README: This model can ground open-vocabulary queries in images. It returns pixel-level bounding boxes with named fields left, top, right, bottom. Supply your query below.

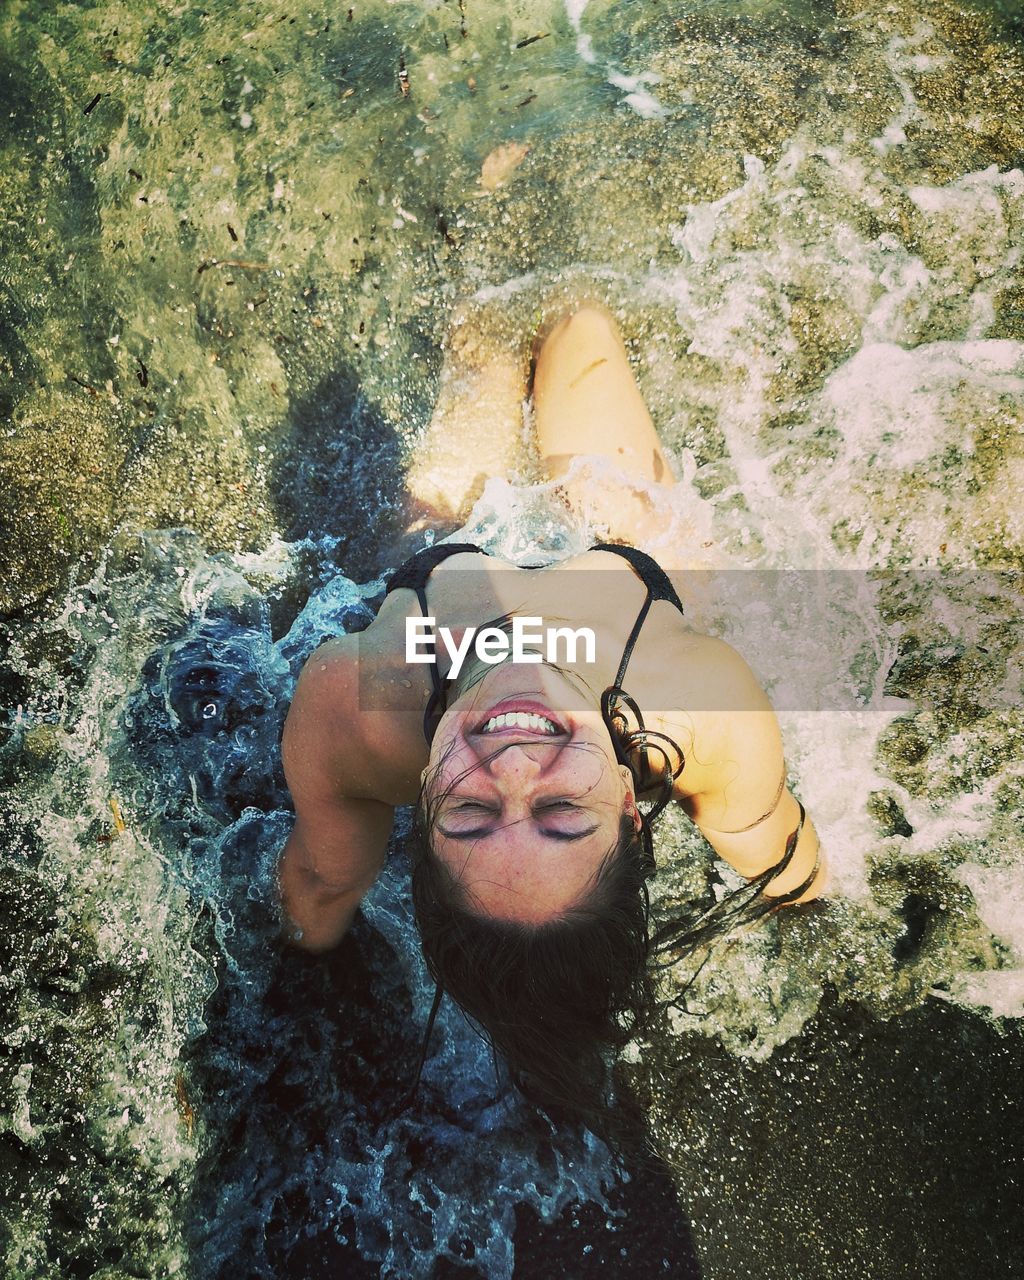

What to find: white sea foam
left=564, top=0, right=667, bottom=116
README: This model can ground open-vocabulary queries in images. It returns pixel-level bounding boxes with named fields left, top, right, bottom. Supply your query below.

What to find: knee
left=538, top=306, right=621, bottom=370
left=549, top=305, right=617, bottom=345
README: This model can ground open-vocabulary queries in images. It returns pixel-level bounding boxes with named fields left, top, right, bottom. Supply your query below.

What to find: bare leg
left=405, top=312, right=532, bottom=526
left=532, top=306, right=676, bottom=543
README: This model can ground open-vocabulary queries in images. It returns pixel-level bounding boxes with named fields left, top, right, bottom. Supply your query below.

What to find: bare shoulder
left=287, top=635, right=362, bottom=734
left=651, top=628, right=774, bottom=734
left=674, top=632, right=774, bottom=716
left=659, top=630, right=782, bottom=807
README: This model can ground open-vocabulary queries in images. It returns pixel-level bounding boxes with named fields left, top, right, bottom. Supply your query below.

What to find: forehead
left=431, top=823, right=618, bottom=923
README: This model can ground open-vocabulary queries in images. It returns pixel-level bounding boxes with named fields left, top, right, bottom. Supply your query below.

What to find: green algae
left=3, top=0, right=1023, bottom=616
left=0, top=817, right=193, bottom=1277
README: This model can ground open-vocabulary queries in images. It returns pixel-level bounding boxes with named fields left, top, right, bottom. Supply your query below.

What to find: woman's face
left=422, top=661, right=640, bottom=923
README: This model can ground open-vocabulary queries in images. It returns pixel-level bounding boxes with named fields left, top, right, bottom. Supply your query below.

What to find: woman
left=278, top=306, right=825, bottom=1124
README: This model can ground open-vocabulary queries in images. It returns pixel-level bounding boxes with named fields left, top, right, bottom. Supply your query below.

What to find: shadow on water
left=184, top=914, right=704, bottom=1279
left=134, top=578, right=703, bottom=1276
left=267, top=365, right=413, bottom=586
left=182, top=904, right=703, bottom=1279
left=184, top=916, right=417, bottom=1279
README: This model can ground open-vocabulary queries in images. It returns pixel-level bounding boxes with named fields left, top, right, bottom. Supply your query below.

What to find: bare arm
left=278, top=639, right=393, bottom=953
left=678, top=639, right=826, bottom=905
left=694, top=785, right=824, bottom=905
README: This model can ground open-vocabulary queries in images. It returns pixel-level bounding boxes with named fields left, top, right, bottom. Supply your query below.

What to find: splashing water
left=5, top=527, right=622, bottom=1278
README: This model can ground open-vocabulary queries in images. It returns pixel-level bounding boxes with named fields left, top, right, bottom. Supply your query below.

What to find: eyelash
left=452, top=800, right=579, bottom=814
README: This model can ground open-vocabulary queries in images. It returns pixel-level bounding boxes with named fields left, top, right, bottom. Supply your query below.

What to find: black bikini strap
left=590, top=542, right=684, bottom=609
left=596, top=544, right=682, bottom=690
left=385, top=542, right=487, bottom=595
left=386, top=543, right=489, bottom=745
left=420, top=599, right=445, bottom=745
left=613, top=590, right=654, bottom=692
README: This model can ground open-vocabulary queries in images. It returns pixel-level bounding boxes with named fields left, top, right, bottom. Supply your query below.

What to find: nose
left=484, top=741, right=550, bottom=780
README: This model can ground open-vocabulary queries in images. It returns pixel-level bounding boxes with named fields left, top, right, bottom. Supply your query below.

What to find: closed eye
left=437, top=799, right=601, bottom=842
left=436, top=824, right=601, bottom=842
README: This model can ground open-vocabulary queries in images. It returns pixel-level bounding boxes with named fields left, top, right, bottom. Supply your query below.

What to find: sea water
left=1, top=0, right=1022, bottom=1275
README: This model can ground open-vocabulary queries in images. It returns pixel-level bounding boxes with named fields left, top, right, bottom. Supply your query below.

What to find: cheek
left=424, top=736, right=476, bottom=795
left=568, top=752, right=619, bottom=798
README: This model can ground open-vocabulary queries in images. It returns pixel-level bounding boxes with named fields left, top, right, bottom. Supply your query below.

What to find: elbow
left=278, top=858, right=364, bottom=953
left=280, top=895, right=359, bottom=954
left=764, top=848, right=829, bottom=907
left=284, top=924, right=342, bottom=955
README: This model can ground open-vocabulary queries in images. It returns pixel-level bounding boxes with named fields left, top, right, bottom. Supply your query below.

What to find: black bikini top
left=383, top=541, right=686, bottom=756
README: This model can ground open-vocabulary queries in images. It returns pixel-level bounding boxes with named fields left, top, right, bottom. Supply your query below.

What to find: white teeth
left=481, top=711, right=558, bottom=734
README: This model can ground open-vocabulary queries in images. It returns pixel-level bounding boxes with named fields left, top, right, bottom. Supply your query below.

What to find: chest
left=365, top=572, right=703, bottom=797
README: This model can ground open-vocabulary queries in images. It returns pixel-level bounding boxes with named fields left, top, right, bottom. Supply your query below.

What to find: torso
left=328, top=548, right=727, bottom=810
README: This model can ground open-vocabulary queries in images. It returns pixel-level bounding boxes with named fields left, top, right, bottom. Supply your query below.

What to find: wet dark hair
left=407, top=710, right=807, bottom=1136
left=410, top=807, right=653, bottom=1129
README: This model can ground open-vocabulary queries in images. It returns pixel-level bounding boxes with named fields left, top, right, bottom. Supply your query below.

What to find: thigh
left=405, top=343, right=531, bottom=523
left=532, top=307, right=675, bottom=486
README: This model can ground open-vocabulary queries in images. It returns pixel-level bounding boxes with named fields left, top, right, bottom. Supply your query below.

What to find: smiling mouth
left=474, top=698, right=566, bottom=737
left=480, top=711, right=560, bottom=735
